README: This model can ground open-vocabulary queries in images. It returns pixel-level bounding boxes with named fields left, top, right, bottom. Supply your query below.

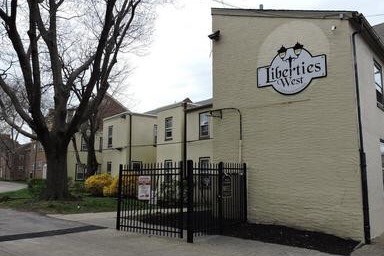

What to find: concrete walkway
left=0, top=210, right=332, bottom=256
left=1, top=209, right=384, bottom=256
left=351, top=234, right=384, bottom=256
left=0, top=181, right=27, bottom=193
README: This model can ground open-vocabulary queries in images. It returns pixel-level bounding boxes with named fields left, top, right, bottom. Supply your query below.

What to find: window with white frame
left=165, top=117, right=173, bottom=140
left=107, top=126, right=113, bottom=148
left=164, top=160, right=173, bottom=183
left=99, top=137, right=103, bottom=152
left=75, top=164, right=86, bottom=181
left=153, top=124, right=158, bottom=145
left=199, top=112, right=210, bottom=139
left=375, top=61, right=383, bottom=106
left=81, top=136, right=88, bottom=151
left=131, top=161, right=142, bottom=171
left=107, top=161, right=112, bottom=175
left=199, top=157, right=211, bottom=188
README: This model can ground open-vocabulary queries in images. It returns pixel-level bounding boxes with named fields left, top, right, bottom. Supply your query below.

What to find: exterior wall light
left=293, top=42, right=303, bottom=56
left=208, top=30, right=220, bottom=41
left=277, top=45, right=287, bottom=59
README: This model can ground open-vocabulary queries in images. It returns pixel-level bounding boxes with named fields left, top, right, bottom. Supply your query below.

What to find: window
left=99, top=137, right=103, bottom=152
left=199, top=112, right=210, bottom=139
left=165, top=117, right=173, bottom=140
left=107, top=161, right=112, bottom=175
left=36, top=161, right=42, bottom=170
left=37, top=142, right=44, bottom=151
left=81, top=136, right=88, bottom=151
left=131, top=161, right=142, bottom=171
left=164, top=160, right=173, bottom=183
left=107, top=126, right=113, bottom=148
left=375, top=61, right=383, bottom=105
left=153, top=124, right=158, bottom=145
left=75, top=164, right=86, bottom=181
left=199, top=157, right=211, bottom=188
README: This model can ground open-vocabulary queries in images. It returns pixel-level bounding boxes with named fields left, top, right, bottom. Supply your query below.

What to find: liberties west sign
left=257, top=43, right=327, bottom=95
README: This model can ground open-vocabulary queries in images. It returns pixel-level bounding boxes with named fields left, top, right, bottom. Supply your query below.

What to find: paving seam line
left=0, top=225, right=107, bottom=242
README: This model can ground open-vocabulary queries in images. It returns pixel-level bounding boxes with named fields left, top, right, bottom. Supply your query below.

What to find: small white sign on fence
left=138, top=176, right=151, bottom=200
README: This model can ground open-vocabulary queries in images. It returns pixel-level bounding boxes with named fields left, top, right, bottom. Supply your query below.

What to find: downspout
left=352, top=28, right=371, bottom=244
left=183, top=102, right=188, bottom=171
left=129, top=114, right=132, bottom=166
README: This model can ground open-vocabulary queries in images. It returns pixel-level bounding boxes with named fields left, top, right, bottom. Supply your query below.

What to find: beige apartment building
left=147, top=98, right=213, bottom=166
left=67, top=132, right=103, bottom=181
left=102, top=111, right=157, bottom=177
left=211, top=8, right=384, bottom=243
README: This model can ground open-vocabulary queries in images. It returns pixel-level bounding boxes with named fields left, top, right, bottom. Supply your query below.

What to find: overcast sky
left=124, top=0, right=384, bottom=113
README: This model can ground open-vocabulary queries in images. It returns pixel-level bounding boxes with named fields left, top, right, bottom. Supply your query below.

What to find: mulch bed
left=141, top=212, right=359, bottom=256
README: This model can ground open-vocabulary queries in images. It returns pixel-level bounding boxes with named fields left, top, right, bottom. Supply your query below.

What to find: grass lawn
left=0, top=188, right=119, bottom=214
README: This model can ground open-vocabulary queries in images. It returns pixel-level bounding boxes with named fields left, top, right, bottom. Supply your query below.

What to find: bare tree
left=0, top=0, right=160, bottom=199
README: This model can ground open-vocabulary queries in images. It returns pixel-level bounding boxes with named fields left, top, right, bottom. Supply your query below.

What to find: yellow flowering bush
left=103, top=177, right=118, bottom=197
left=103, top=175, right=138, bottom=197
left=84, top=173, right=113, bottom=196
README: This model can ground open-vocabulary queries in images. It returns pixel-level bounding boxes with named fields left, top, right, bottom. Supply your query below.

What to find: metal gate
left=116, top=160, right=247, bottom=243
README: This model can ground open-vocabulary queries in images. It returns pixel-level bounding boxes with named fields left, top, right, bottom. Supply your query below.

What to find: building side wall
left=156, top=106, right=184, bottom=163
left=102, top=116, right=130, bottom=176
left=67, top=132, right=103, bottom=180
left=212, top=13, right=363, bottom=240
left=186, top=107, right=213, bottom=163
left=355, top=34, right=384, bottom=238
left=131, top=115, right=157, bottom=163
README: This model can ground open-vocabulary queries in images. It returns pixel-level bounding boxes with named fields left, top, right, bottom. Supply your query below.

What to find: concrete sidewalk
left=351, top=235, right=384, bottom=256
left=0, top=225, right=333, bottom=256
left=1, top=210, right=384, bottom=256
left=0, top=210, right=332, bottom=256
left=50, top=212, right=384, bottom=256
left=0, top=181, right=27, bottom=193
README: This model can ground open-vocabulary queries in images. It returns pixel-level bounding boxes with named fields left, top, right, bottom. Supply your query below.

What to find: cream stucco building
left=102, top=111, right=157, bottom=177
left=211, top=8, right=384, bottom=243
left=147, top=98, right=213, bottom=166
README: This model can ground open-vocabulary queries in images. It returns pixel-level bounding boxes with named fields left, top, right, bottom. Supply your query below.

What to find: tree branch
left=0, top=99, right=37, bottom=140
left=0, top=76, right=34, bottom=128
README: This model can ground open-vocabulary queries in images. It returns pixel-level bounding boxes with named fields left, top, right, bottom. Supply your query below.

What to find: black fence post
left=116, top=164, right=123, bottom=230
left=179, top=161, right=184, bottom=239
left=187, top=160, right=194, bottom=243
left=218, top=162, right=224, bottom=234
left=243, top=163, right=247, bottom=222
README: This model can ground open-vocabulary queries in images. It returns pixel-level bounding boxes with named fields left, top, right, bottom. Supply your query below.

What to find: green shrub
left=84, top=173, right=112, bottom=196
left=27, top=179, right=46, bottom=199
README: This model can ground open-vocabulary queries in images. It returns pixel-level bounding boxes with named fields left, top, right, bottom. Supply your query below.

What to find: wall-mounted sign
left=138, top=176, right=151, bottom=200
left=257, top=43, right=327, bottom=95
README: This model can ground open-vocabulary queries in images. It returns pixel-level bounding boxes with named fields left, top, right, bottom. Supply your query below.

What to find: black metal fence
left=116, top=160, right=247, bottom=243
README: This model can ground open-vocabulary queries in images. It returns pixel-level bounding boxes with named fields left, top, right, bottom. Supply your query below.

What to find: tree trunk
left=43, top=137, right=70, bottom=200
left=85, top=133, right=98, bottom=178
